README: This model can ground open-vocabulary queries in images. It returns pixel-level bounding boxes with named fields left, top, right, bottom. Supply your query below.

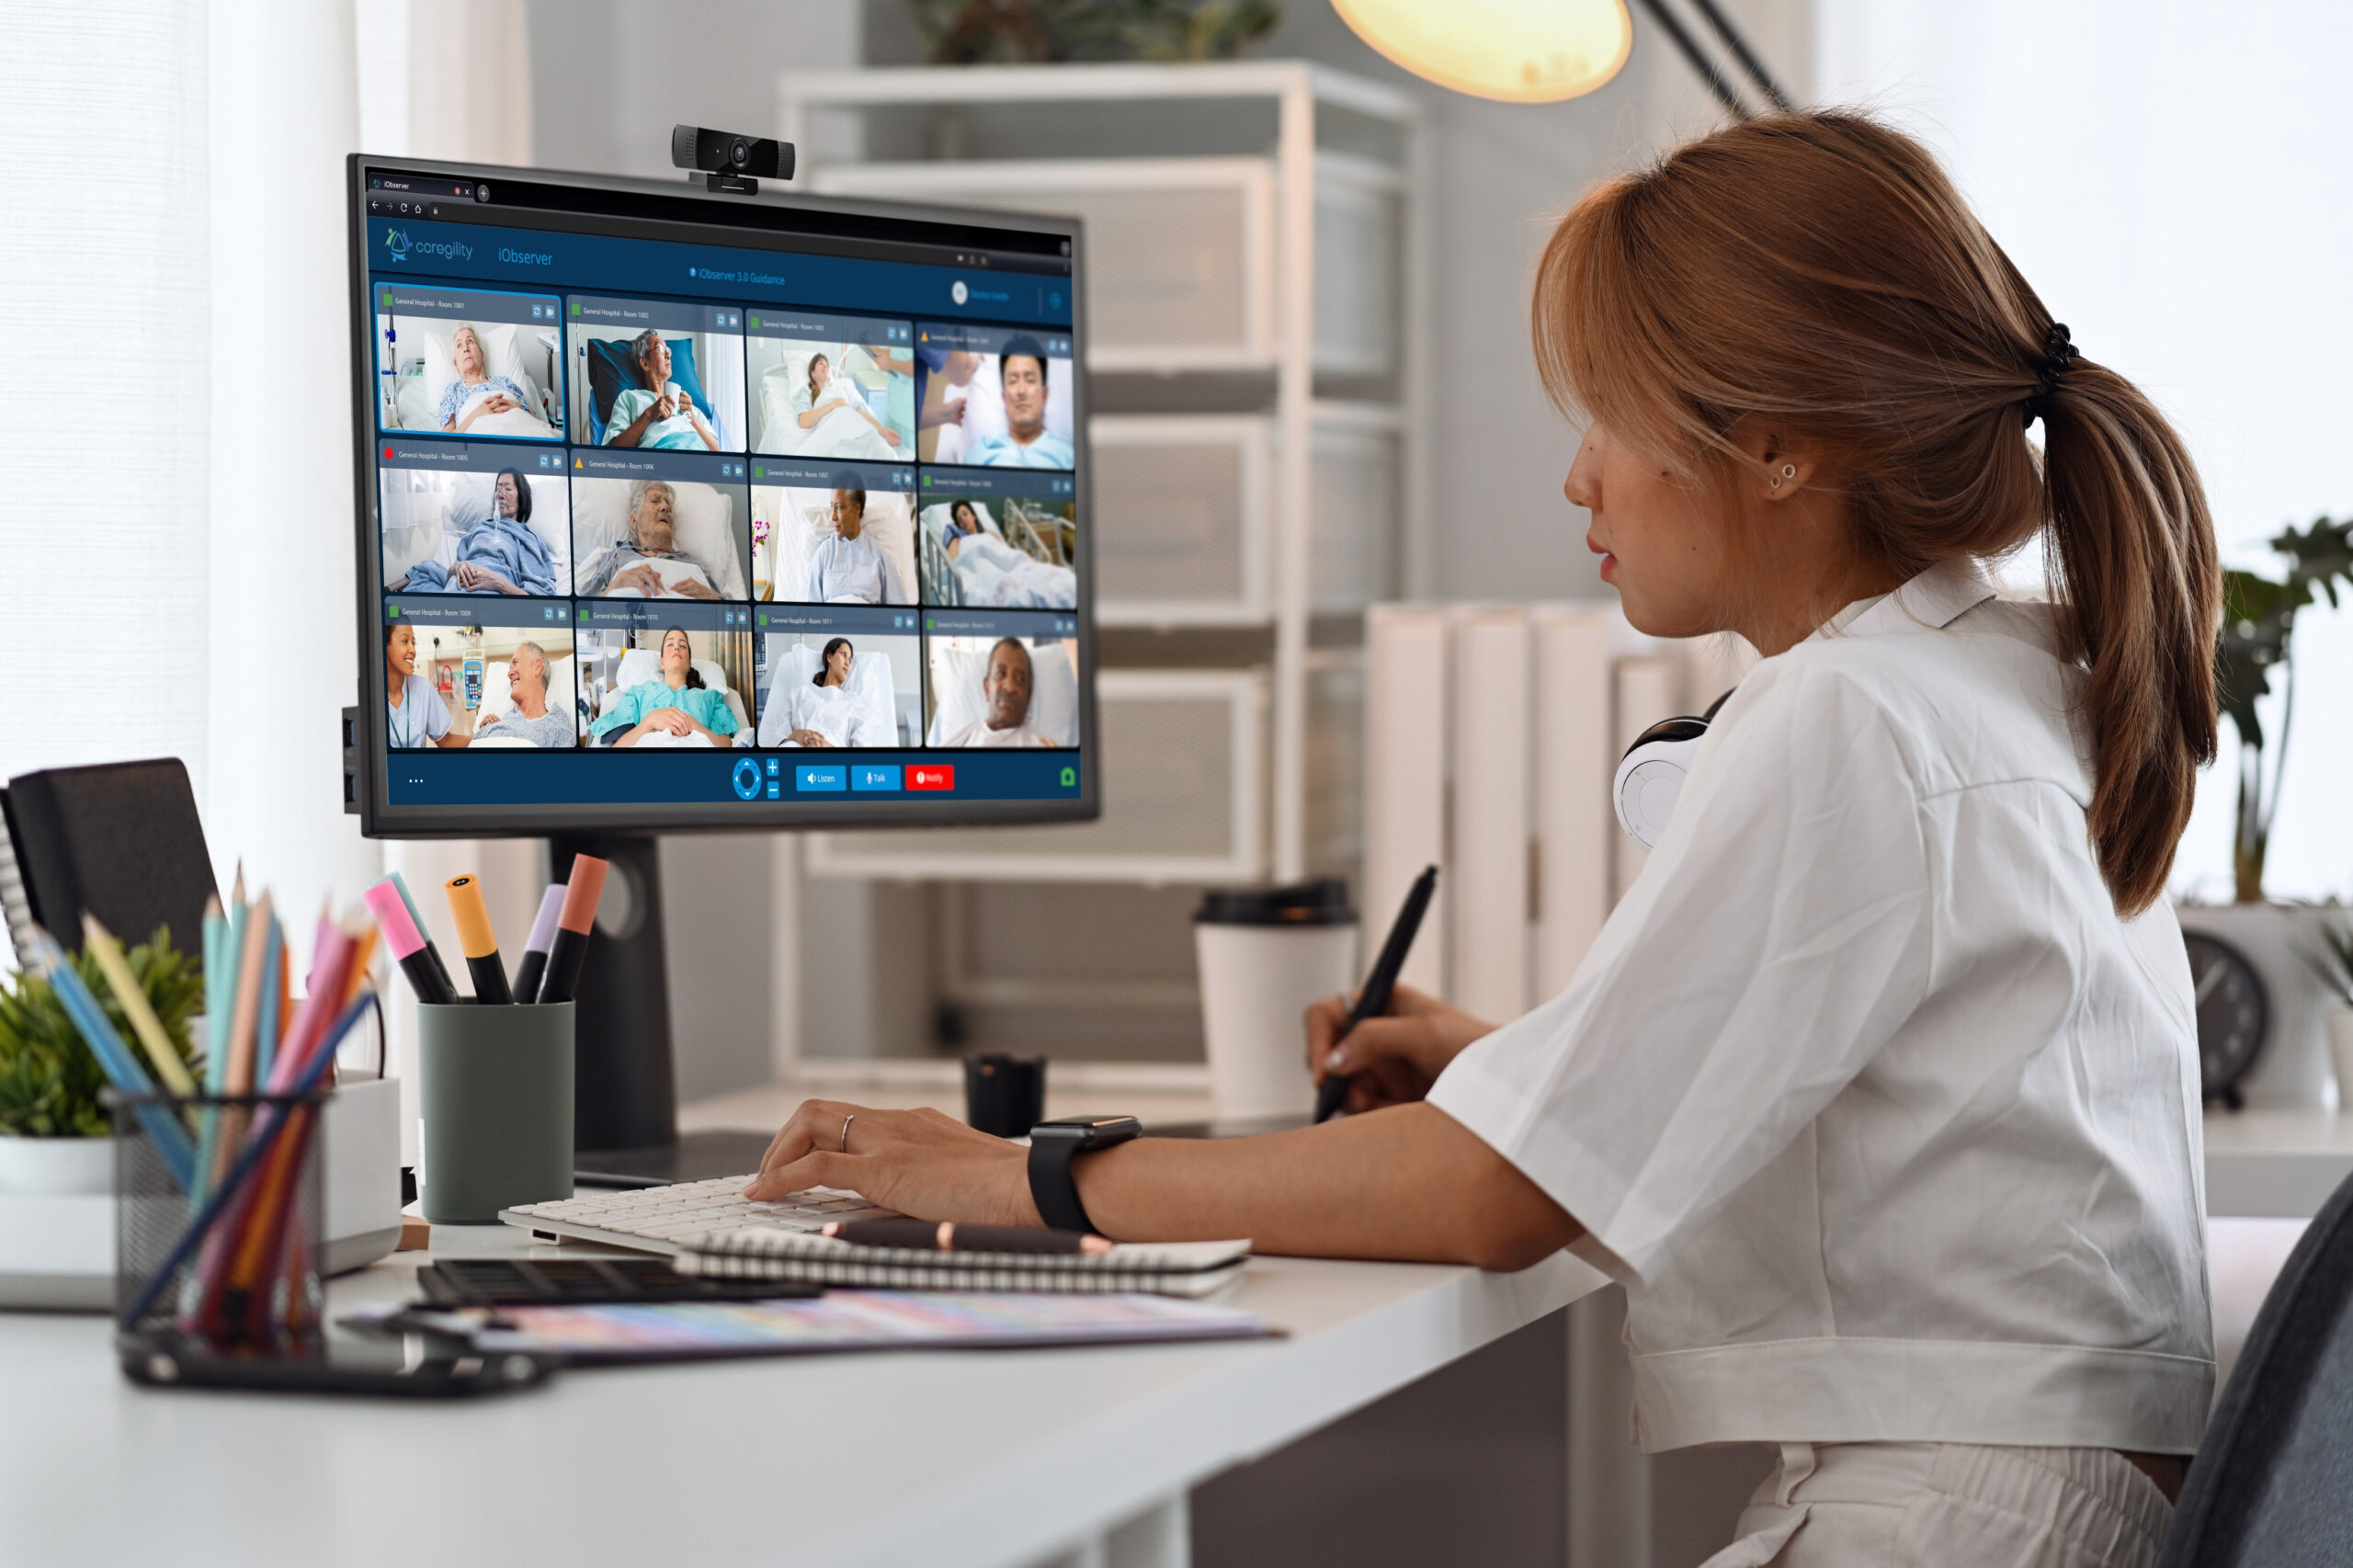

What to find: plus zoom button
left=906, top=765, right=955, bottom=791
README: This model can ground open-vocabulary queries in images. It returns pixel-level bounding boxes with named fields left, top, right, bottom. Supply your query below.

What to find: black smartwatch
left=1027, top=1116, right=1142, bottom=1234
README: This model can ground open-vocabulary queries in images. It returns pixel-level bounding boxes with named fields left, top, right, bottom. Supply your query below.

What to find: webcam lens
left=731, top=138, right=749, bottom=165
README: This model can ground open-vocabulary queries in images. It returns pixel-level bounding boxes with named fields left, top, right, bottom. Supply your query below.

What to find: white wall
left=1815, top=1, right=2353, bottom=903
left=0, top=4, right=212, bottom=795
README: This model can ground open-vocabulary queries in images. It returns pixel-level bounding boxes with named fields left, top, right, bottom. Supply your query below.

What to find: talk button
left=906, top=764, right=955, bottom=791
left=796, top=764, right=847, bottom=792
left=851, top=765, right=902, bottom=791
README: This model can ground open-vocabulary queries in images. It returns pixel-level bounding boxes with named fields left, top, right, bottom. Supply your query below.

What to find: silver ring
left=839, top=1113, right=856, bottom=1153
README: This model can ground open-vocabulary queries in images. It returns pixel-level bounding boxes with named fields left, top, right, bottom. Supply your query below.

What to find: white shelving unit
left=779, top=62, right=1429, bottom=887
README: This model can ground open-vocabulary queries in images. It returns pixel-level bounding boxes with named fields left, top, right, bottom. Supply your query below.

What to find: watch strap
left=1027, top=1135, right=1096, bottom=1234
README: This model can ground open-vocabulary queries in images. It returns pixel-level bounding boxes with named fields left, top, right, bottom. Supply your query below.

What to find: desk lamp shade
left=1334, top=0, right=1633, bottom=103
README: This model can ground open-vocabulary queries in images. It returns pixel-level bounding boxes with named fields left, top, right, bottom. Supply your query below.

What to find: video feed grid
left=569, top=449, right=752, bottom=605
left=752, top=460, right=919, bottom=610
left=373, top=281, right=565, bottom=442
left=914, top=469, right=1078, bottom=611
left=567, top=293, right=748, bottom=455
left=378, top=442, right=573, bottom=601
left=379, top=600, right=582, bottom=752
left=913, top=322, right=1077, bottom=471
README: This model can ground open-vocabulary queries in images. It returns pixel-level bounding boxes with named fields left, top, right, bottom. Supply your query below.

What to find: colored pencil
left=81, top=915, right=198, bottom=1096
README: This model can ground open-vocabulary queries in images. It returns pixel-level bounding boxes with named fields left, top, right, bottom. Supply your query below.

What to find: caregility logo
left=381, top=227, right=472, bottom=266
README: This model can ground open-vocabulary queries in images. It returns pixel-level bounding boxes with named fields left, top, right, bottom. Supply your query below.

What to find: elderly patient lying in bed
left=590, top=628, right=738, bottom=749
left=579, top=480, right=723, bottom=600
left=392, top=471, right=556, bottom=596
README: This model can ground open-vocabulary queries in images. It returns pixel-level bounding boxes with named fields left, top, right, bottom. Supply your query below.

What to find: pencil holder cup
left=113, top=1090, right=327, bottom=1350
left=416, top=1002, right=574, bottom=1224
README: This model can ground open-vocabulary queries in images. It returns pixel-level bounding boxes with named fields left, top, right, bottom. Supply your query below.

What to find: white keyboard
left=502, top=1176, right=901, bottom=1254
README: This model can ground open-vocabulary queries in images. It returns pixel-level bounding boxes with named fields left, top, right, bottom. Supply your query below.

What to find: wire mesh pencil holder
left=112, top=1090, right=327, bottom=1350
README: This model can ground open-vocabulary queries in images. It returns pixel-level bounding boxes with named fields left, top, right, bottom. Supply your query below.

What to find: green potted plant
left=2179, top=517, right=2353, bottom=1110
left=0, top=928, right=201, bottom=1196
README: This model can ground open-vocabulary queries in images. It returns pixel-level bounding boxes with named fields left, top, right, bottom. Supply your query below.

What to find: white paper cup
left=1194, top=882, right=1359, bottom=1120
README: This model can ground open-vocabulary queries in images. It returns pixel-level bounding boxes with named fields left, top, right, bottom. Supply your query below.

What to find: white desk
left=0, top=1212, right=1603, bottom=1568
left=2202, top=1108, right=2353, bottom=1218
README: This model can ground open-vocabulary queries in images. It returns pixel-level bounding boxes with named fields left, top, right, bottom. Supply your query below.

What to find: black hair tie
left=2022, top=322, right=2077, bottom=428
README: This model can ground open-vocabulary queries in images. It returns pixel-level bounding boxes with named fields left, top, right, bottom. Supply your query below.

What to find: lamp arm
left=1629, top=0, right=1753, bottom=115
left=1682, top=0, right=1796, bottom=109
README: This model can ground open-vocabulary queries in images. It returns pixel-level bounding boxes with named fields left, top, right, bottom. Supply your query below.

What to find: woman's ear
left=1736, top=423, right=1821, bottom=505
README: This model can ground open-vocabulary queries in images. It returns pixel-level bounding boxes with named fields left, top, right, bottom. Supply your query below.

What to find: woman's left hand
left=744, top=1100, right=1040, bottom=1226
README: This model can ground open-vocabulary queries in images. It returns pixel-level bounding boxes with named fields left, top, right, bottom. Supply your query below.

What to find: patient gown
left=591, top=680, right=738, bottom=745
left=436, top=374, right=532, bottom=427
left=807, top=532, right=910, bottom=605
left=758, top=679, right=891, bottom=749
left=605, top=387, right=715, bottom=449
left=402, top=512, right=557, bottom=597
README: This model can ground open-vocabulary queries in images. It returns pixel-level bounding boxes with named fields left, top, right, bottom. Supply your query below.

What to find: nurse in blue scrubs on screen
left=383, top=620, right=466, bottom=749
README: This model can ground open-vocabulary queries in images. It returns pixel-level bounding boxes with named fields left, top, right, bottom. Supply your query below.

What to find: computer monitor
left=346, top=156, right=1094, bottom=838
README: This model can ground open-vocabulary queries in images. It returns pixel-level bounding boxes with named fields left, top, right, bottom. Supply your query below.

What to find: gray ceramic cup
left=417, top=1001, right=574, bottom=1224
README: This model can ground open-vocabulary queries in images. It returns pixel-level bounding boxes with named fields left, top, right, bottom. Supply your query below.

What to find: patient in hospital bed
left=925, top=498, right=1076, bottom=610
left=578, top=479, right=724, bottom=599
left=391, top=470, right=556, bottom=596
left=436, top=324, right=553, bottom=438
left=589, top=628, right=739, bottom=748
left=756, top=636, right=894, bottom=748
left=807, top=488, right=911, bottom=605
left=604, top=329, right=722, bottom=451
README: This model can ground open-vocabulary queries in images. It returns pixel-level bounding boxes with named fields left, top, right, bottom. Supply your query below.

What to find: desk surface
left=0, top=1208, right=1600, bottom=1568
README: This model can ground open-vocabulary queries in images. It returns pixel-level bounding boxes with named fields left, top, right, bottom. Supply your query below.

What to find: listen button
left=906, top=765, right=955, bottom=791
left=796, top=765, right=846, bottom=791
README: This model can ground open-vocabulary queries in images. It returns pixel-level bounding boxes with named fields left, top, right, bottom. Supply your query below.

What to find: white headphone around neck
left=1612, top=688, right=1735, bottom=849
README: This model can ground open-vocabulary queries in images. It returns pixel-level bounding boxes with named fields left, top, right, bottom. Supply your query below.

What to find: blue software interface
left=359, top=167, right=1085, bottom=812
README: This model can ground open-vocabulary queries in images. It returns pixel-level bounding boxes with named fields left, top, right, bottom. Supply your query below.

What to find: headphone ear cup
left=1613, top=717, right=1711, bottom=849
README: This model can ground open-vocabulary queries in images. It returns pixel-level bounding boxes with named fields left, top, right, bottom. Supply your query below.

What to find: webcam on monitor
left=670, top=124, right=794, bottom=194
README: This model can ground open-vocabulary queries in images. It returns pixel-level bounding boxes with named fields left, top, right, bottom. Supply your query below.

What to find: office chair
left=2159, top=1170, right=2353, bottom=1565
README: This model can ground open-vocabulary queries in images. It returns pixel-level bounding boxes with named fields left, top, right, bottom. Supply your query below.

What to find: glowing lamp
left=1333, top=0, right=1635, bottom=103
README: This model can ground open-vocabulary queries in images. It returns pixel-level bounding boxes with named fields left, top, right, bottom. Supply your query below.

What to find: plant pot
left=2330, top=1007, right=2353, bottom=1118
left=0, top=1134, right=115, bottom=1197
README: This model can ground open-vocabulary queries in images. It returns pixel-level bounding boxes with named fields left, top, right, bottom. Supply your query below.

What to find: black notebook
left=1, top=757, right=219, bottom=961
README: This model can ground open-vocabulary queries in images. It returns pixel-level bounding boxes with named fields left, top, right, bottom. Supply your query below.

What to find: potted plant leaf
left=2179, top=517, right=2353, bottom=1109
left=0, top=928, right=202, bottom=1197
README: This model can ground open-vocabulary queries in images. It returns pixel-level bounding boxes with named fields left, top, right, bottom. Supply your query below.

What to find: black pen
left=1313, top=864, right=1440, bottom=1123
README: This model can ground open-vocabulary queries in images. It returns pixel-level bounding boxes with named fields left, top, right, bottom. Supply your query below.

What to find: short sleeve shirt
left=1427, top=564, right=2212, bottom=1455
left=387, top=672, right=451, bottom=748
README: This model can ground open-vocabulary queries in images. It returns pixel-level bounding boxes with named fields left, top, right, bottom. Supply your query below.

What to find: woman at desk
left=749, top=112, right=2219, bottom=1568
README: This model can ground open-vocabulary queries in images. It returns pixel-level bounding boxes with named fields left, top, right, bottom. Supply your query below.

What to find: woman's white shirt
left=1427, top=563, right=2211, bottom=1455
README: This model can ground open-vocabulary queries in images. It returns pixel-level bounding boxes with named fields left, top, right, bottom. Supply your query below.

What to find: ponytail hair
left=1531, top=108, right=2220, bottom=915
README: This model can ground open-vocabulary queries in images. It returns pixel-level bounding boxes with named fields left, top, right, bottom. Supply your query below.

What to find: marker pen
left=442, top=874, right=512, bottom=1006
left=534, top=855, right=608, bottom=1006
left=376, top=873, right=459, bottom=1005
left=513, top=883, right=565, bottom=1005
left=362, top=881, right=460, bottom=1006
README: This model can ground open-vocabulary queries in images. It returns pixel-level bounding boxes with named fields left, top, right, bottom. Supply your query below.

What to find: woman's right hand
left=790, top=728, right=830, bottom=747
left=649, top=709, right=695, bottom=736
left=1304, top=983, right=1495, bottom=1114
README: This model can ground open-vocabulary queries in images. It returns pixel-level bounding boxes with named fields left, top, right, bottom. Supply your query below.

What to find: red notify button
left=907, top=765, right=955, bottom=791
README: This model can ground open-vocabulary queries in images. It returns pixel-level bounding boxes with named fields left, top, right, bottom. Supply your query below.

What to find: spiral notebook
left=674, top=1229, right=1253, bottom=1298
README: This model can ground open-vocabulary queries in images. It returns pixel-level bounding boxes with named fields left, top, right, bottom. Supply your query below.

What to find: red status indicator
left=906, top=765, right=955, bottom=791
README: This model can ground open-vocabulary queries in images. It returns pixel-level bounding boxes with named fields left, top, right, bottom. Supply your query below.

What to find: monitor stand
left=551, top=833, right=779, bottom=1188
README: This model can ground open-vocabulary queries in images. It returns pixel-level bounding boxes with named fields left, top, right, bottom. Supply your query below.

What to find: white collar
left=1817, top=561, right=1999, bottom=642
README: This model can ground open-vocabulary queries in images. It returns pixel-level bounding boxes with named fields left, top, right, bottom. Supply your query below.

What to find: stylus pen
left=1313, top=864, right=1441, bottom=1124
left=363, top=881, right=460, bottom=1006
left=535, top=855, right=609, bottom=1006
left=377, top=872, right=459, bottom=1005
left=442, top=874, right=512, bottom=1006
left=822, top=1219, right=1112, bottom=1255
left=513, top=883, right=566, bottom=1005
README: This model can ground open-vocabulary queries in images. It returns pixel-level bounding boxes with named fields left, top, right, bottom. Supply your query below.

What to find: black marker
left=1313, top=865, right=1440, bottom=1124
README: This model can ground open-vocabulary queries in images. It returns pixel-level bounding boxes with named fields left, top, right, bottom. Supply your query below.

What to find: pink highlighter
left=362, top=881, right=460, bottom=1006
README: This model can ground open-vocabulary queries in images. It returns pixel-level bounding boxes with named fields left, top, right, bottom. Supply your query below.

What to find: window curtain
left=0, top=4, right=211, bottom=794
left=1815, top=1, right=2353, bottom=901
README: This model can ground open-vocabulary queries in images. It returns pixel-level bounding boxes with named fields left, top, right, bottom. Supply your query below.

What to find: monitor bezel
left=347, top=153, right=1098, bottom=840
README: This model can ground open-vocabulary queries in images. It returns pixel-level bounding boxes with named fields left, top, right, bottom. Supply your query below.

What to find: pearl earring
left=1769, top=463, right=1796, bottom=491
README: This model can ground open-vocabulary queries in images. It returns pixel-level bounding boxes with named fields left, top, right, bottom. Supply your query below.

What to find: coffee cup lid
left=1192, top=879, right=1355, bottom=927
